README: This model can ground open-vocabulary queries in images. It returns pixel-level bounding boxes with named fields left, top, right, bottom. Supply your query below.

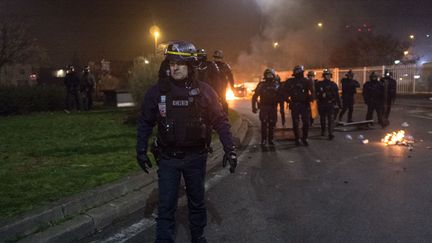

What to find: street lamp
left=317, top=22, right=324, bottom=67
left=273, top=42, right=279, bottom=48
left=409, top=34, right=415, bottom=40
left=149, top=25, right=161, bottom=55
left=404, top=50, right=409, bottom=56
left=317, top=22, right=323, bottom=28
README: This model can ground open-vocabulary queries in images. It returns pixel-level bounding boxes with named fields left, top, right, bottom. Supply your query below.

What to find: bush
left=0, top=85, right=66, bottom=115
left=128, top=54, right=164, bottom=107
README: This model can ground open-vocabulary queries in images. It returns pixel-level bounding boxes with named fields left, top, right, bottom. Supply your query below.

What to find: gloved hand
left=252, top=107, right=258, bottom=114
left=222, top=151, right=237, bottom=173
left=137, top=152, right=152, bottom=174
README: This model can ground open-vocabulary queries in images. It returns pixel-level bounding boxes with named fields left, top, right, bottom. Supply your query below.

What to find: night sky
left=1, top=0, right=432, bottom=70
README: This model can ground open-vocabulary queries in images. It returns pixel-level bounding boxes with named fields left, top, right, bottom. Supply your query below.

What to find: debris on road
left=315, top=159, right=321, bottom=163
left=345, top=134, right=353, bottom=140
left=401, top=122, right=410, bottom=127
left=382, top=130, right=415, bottom=146
left=357, top=134, right=365, bottom=140
left=361, top=139, right=369, bottom=144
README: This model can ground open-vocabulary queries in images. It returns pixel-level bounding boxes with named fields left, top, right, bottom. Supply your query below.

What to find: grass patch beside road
left=0, top=108, right=239, bottom=219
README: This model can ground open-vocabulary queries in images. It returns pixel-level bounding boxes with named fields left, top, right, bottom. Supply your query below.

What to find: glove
left=137, top=152, right=152, bottom=174
left=252, top=107, right=258, bottom=113
left=222, top=151, right=237, bottom=173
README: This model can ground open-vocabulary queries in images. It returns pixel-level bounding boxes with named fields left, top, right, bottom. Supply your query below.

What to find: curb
left=0, top=117, right=250, bottom=243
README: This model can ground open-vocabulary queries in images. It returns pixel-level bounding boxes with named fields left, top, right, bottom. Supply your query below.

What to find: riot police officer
left=136, top=41, right=237, bottom=243
left=64, top=65, right=81, bottom=111
left=338, top=70, right=360, bottom=123
left=275, top=74, right=286, bottom=127
left=212, top=50, right=235, bottom=114
left=196, top=48, right=220, bottom=84
left=363, top=71, right=386, bottom=128
left=307, top=71, right=318, bottom=125
left=252, top=69, right=280, bottom=145
left=80, top=66, right=95, bottom=110
left=381, top=70, right=397, bottom=124
left=316, top=69, right=341, bottom=140
left=283, top=65, right=313, bottom=146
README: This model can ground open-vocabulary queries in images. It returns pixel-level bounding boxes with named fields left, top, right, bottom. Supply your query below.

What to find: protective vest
left=341, top=78, right=359, bottom=97
left=287, top=78, right=310, bottom=103
left=258, top=80, right=279, bottom=106
left=156, top=78, right=210, bottom=148
left=317, top=80, right=337, bottom=104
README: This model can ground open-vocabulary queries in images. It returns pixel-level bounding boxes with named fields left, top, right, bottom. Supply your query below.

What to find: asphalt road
left=86, top=98, right=432, bottom=243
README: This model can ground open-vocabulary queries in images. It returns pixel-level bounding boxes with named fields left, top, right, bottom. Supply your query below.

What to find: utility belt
left=151, top=139, right=208, bottom=160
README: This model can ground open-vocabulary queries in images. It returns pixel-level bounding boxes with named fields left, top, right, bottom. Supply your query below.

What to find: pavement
left=0, top=117, right=250, bottom=243
left=81, top=96, right=432, bottom=243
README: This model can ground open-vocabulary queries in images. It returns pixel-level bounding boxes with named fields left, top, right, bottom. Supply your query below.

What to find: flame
left=381, top=130, right=413, bottom=146
left=226, top=87, right=236, bottom=101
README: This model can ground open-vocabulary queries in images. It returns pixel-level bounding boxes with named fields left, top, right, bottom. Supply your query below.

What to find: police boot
left=321, top=129, right=326, bottom=137
left=328, top=134, right=335, bottom=140
left=301, top=138, right=309, bottom=146
left=261, top=123, right=267, bottom=145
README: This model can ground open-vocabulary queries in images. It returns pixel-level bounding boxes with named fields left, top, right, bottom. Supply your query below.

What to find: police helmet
left=213, top=50, right=224, bottom=59
left=307, top=71, right=316, bottom=77
left=165, top=41, right=198, bottom=63
left=84, top=66, right=90, bottom=72
left=197, top=49, right=207, bottom=62
left=263, top=68, right=276, bottom=78
left=68, top=65, right=75, bottom=72
left=293, top=65, right=305, bottom=76
left=346, top=69, right=354, bottom=78
left=370, top=71, right=379, bottom=80
left=322, top=68, right=332, bottom=77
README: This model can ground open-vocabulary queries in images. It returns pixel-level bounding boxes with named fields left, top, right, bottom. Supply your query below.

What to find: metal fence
left=307, top=63, right=432, bottom=94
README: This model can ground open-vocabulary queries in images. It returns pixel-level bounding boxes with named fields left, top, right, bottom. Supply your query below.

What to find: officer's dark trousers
left=383, top=99, right=392, bottom=120
left=339, top=96, right=354, bottom=122
left=318, top=104, right=335, bottom=136
left=278, top=100, right=285, bottom=126
left=156, top=153, right=207, bottom=243
left=221, top=100, right=229, bottom=115
left=259, top=105, right=277, bottom=142
left=290, top=103, right=310, bottom=140
left=366, top=103, right=384, bottom=127
left=65, top=90, right=80, bottom=110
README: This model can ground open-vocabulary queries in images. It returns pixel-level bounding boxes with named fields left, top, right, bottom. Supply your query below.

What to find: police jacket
left=363, top=80, right=384, bottom=106
left=381, top=77, right=397, bottom=103
left=64, top=72, right=80, bottom=91
left=252, top=79, right=280, bottom=108
left=283, top=77, right=313, bottom=104
left=315, top=79, right=341, bottom=107
left=136, top=77, right=235, bottom=154
left=198, top=61, right=220, bottom=90
left=341, top=78, right=360, bottom=98
left=80, top=73, right=95, bottom=92
left=213, top=61, right=235, bottom=97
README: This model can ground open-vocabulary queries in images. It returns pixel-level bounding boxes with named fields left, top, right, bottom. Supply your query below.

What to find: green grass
left=0, top=110, right=139, bottom=219
left=0, top=108, right=239, bottom=219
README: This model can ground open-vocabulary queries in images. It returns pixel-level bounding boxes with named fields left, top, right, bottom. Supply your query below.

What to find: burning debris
left=381, top=130, right=415, bottom=146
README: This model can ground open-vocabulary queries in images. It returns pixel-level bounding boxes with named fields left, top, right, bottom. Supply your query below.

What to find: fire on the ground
left=381, top=130, right=415, bottom=146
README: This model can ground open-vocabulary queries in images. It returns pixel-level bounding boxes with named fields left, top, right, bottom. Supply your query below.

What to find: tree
left=330, top=34, right=410, bottom=67
left=0, top=18, right=47, bottom=71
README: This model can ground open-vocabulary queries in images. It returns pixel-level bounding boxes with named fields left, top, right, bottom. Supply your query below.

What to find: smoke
left=234, top=0, right=366, bottom=82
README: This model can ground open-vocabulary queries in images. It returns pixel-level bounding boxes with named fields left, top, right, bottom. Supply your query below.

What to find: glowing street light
left=149, top=25, right=161, bottom=54
left=317, top=22, right=323, bottom=28
left=144, top=59, right=150, bottom=64
left=273, top=42, right=279, bottom=48
left=409, top=34, right=415, bottom=40
left=404, top=50, right=409, bottom=56
left=394, top=60, right=401, bottom=64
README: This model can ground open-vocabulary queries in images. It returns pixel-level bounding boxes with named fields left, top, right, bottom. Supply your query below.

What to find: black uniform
left=136, top=77, right=235, bottom=242
left=80, top=72, right=95, bottom=110
left=64, top=71, right=80, bottom=110
left=276, top=79, right=286, bottom=126
left=381, top=76, right=397, bottom=122
left=252, top=79, right=280, bottom=144
left=363, top=79, right=385, bottom=127
left=213, top=61, right=235, bottom=114
left=316, top=79, right=341, bottom=139
left=283, top=77, right=313, bottom=145
left=338, top=77, right=360, bottom=122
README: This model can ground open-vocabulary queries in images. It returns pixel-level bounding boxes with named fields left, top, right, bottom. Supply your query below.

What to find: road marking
left=99, top=150, right=247, bottom=242
left=410, top=114, right=432, bottom=120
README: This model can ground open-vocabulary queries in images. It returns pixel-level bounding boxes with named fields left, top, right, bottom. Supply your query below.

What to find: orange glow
left=381, top=130, right=414, bottom=146
left=226, top=87, right=236, bottom=101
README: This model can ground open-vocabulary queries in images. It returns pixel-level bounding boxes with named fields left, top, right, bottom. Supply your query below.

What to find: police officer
left=316, top=69, right=341, bottom=140
left=363, top=71, right=386, bottom=128
left=275, top=74, right=286, bottom=127
left=64, top=65, right=81, bottom=111
left=196, top=48, right=220, bottom=84
left=212, top=50, right=235, bottom=114
left=338, top=70, right=360, bottom=123
left=252, top=69, right=280, bottom=145
left=381, top=70, right=397, bottom=124
left=136, top=41, right=237, bottom=243
left=307, top=71, right=318, bottom=125
left=80, top=66, right=96, bottom=110
left=283, top=65, right=313, bottom=146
